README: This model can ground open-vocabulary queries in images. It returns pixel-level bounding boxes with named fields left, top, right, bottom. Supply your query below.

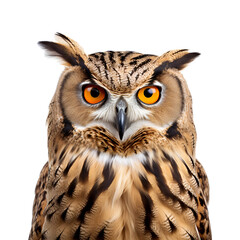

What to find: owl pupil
left=144, top=88, right=153, bottom=98
left=91, top=88, right=100, bottom=98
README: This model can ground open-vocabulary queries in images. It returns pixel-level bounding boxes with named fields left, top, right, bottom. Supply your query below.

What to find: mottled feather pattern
left=40, top=127, right=200, bottom=240
left=195, top=160, right=210, bottom=204
left=30, top=33, right=211, bottom=240
left=88, top=51, right=157, bottom=94
left=29, top=162, right=48, bottom=240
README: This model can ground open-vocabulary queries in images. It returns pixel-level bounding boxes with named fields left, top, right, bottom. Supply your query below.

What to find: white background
left=1, top=1, right=239, bottom=239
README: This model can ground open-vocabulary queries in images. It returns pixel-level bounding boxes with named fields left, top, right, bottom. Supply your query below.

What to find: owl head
left=39, top=33, right=199, bottom=146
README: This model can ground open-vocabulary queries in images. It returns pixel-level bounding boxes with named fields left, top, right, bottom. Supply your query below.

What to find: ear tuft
left=38, top=33, right=88, bottom=67
left=153, top=50, right=200, bottom=76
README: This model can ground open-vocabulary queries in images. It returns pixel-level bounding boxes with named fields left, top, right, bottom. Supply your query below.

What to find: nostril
left=116, top=107, right=119, bottom=113
left=125, top=107, right=128, bottom=113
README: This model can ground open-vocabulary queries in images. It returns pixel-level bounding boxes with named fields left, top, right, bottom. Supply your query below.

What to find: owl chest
left=44, top=147, right=199, bottom=240
left=44, top=150, right=145, bottom=239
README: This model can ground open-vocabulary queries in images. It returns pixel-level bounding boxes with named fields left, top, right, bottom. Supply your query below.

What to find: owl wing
left=196, top=160, right=210, bottom=203
left=195, top=160, right=212, bottom=240
left=29, top=162, right=48, bottom=240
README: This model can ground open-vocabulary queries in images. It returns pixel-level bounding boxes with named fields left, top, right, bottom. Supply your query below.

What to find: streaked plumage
left=29, top=33, right=211, bottom=240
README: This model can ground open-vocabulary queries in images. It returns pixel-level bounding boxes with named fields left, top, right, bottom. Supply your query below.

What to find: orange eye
left=83, top=84, right=106, bottom=104
left=137, top=86, right=161, bottom=105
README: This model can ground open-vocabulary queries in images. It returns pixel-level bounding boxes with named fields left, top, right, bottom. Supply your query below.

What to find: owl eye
left=83, top=84, right=106, bottom=104
left=137, top=86, right=161, bottom=105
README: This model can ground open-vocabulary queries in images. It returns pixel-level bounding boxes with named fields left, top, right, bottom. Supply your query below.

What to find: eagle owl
left=29, top=33, right=211, bottom=240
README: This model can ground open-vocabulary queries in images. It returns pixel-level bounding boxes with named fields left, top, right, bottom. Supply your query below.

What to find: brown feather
left=29, top=34, right=211, bottom=240
left=29, top=162, right=48, bottom=240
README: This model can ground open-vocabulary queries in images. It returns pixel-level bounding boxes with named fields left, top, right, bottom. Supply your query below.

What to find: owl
left=29, top=33, right=211, bottom=240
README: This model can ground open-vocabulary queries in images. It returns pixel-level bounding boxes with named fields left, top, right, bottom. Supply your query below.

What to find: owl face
left=40, top=33, right=199, bottom=141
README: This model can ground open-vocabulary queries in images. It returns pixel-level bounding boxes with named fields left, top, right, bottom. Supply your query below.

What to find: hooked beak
left=116, top=98, right=128, bottom=140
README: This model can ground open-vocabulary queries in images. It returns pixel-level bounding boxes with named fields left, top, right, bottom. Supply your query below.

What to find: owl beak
left=116, top=98, right=127, bottom=140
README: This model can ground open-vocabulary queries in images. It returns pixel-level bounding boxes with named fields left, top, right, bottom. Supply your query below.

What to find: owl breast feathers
left=29, top=33, right=211, bottom=240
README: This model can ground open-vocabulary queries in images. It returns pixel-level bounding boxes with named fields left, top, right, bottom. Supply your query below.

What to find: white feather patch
left=83, top=149, right=147, bottom=166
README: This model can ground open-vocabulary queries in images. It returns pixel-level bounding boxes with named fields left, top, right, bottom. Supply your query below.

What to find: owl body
left=29, top=34, right=211, bottom=240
